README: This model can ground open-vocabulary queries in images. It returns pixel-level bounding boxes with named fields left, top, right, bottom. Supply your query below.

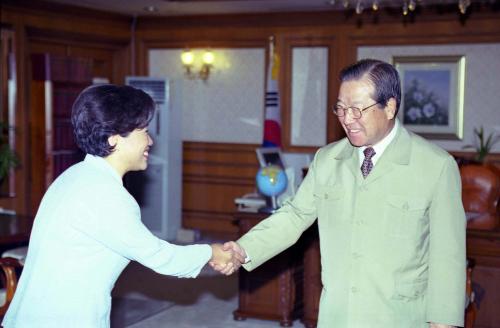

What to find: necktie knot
left=361, top=147, right=376, bottom=178
left=363, top=147, right=376, bottom=160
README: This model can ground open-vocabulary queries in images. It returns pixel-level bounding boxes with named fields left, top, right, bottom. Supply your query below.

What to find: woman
left=2, top=85, right=241, bottom=328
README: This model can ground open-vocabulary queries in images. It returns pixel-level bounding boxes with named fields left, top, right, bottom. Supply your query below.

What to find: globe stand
left=258, top=195, right=279, bottom=214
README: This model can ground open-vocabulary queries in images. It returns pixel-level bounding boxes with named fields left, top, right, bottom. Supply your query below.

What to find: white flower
left=406, top=107, right=422, bottom=121
left=422, top=103, right=436, bottom=118
left=413, top=91, right=424, bottom=103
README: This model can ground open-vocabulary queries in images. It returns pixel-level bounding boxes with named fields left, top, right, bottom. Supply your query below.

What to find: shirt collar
left=84, top=154, right=123, bottom=184
left=358, top=118, right=399, bottom=166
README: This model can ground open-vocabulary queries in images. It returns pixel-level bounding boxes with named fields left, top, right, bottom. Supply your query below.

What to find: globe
left=256, top=165, right=288, bottom=212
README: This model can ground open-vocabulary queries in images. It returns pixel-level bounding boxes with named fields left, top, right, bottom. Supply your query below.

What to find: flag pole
left=262, top=35, right=282, bottom=148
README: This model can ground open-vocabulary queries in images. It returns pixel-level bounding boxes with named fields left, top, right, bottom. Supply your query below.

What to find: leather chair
left=460, top=164, right=500, bottom=230
left=0, top=257, right=22, bottom=317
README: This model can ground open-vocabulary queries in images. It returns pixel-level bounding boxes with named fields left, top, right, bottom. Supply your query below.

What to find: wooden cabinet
left=233, top=211, right=305, bottom=327
left=0, top=28, right=17, bottom=198
left=466, top=228, right=500, bottom=268
left=30, top=53, right=90, bottom=213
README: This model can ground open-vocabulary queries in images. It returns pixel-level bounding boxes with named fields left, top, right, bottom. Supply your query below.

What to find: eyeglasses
left=332, top=101, right=381, bottom=119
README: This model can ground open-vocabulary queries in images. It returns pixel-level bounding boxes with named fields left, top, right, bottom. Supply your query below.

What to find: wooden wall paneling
left=3, top=0, right=500, bottom=223
left=26, top=28, right=131, bottom=83
left=26, top=42, right=128, bottom=215
left=13, top=22, right=30, bottom=216
left=1, top=1, right=131, bottom=42
left=345, top=14, right=500, bottom=47
left=29, top=53, right=88, bottom=214
left=135, top=39, right=148, bottom=76
left=29, top=80, right=47, bottom=215
left=0, top=23, right=30, bottom=215
left=182, top=142, right=260, bottom=235
left=0, top=27, right=18, bottom=207
left=64, top=46, right=115, bottom=79
left=112, top=46, right=131, bottom=84
left=136, top=9, right=500, bottom=236
left=29, top=41, right=68, bottom=56
left=0, top=28, right=15, bottom=198
left=1, top=3, right=132, bottom=215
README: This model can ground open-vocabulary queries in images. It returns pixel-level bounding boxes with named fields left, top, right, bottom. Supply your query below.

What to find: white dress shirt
left=358, top=118, right=400, bottom=167
left=2, top=155, right=212, bottom=328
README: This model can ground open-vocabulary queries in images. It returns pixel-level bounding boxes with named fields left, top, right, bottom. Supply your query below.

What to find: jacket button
left=351, top=287, right=358, bottom=293
left=324, top=194, right=328, bottom=200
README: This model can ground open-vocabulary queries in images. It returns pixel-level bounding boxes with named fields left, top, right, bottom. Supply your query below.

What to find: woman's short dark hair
left=339, top=59, right=401, bottom=115
left=71, top=84, right=155, bottom=157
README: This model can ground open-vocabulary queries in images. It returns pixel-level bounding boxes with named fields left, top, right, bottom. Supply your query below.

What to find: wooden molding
left=450, top=151, right=500, bottom=168
left=1, top=0, right=130, bottom=23
left=136, top=3, right=500, bottom=29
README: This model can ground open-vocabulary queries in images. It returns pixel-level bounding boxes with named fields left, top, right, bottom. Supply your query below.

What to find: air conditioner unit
left=125, top=77, right=182, bottom=241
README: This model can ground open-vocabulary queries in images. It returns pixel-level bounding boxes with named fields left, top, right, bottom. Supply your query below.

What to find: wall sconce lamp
left=180, top=49, right=215, bottom=81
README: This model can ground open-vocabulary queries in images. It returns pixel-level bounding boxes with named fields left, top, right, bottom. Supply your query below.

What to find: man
left=3, top=85, right=240, bottom=328
left=220, top=59, right=466, bottom=327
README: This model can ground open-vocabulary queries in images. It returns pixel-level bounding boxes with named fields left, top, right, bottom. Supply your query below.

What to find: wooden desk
left=233, top=211, right=307, bottom=327
left=466, top=228, right=500, bottom=267
left=0, top=214, right=32, bottom=245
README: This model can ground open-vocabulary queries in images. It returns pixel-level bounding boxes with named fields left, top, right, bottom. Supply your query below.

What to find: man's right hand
left=223, top=241, right=247, bottom=262
left=209, top=241, right=246, bottom=275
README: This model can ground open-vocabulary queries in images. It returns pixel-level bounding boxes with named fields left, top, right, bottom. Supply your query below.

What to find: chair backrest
left=460, top=164, right=500, bottom=230
left=0, top=257, right=22, bottom=317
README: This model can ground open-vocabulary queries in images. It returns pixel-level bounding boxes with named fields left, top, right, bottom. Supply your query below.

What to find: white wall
left=149, top=48, right=265, bottom=144
left=358, top=43, right=500, bottom=153
left=148, top=44, right=500, bottom=153
left=291, top=47, right=328, bottom=147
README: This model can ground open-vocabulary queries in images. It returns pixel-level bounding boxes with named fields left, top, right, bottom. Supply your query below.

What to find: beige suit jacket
left=239, top=126, right=466, bottom=327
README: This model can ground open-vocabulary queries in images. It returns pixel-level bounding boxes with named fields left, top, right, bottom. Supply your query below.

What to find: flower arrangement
left=463, top=126, right=500, bottom=163
left=403, top=78, right=448, bottom=126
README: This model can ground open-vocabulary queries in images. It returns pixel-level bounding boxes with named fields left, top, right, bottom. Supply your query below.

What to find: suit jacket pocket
left=392, top=278, right=427, bottom=301
left=385, top=195, right=428, bottom=239
left=314, top=184, right=345, bottom=228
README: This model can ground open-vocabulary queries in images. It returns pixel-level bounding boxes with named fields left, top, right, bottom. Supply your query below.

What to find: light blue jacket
left=3, top=155, right=212, bottom=328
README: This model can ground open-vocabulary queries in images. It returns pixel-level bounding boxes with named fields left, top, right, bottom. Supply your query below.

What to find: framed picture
left=393, top=55, right=465, bottom=140
left=256, top=147, right=285, bottom=168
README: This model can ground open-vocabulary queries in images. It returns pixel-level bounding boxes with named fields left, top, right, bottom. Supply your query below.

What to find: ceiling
left=40, top=0, right=467, bottom=17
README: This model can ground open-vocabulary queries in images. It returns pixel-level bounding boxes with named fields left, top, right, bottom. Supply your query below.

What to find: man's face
left=116, top=128, right=153, bottom=173
left=337, top=78, right=396, bottom=147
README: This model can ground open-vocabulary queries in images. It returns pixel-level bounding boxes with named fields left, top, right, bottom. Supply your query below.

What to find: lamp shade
left=202, top=51, right=215, bottom=65
left=181, top=50, right=195, bottom=65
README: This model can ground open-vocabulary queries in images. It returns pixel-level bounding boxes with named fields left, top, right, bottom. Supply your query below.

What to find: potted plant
left=463, top=126, right=500, bottom=163
left=0, top=122, right=19, bottom=183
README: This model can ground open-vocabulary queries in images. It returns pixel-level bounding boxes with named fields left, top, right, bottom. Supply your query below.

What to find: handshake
left=209, top=242, right=247, bottom=275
